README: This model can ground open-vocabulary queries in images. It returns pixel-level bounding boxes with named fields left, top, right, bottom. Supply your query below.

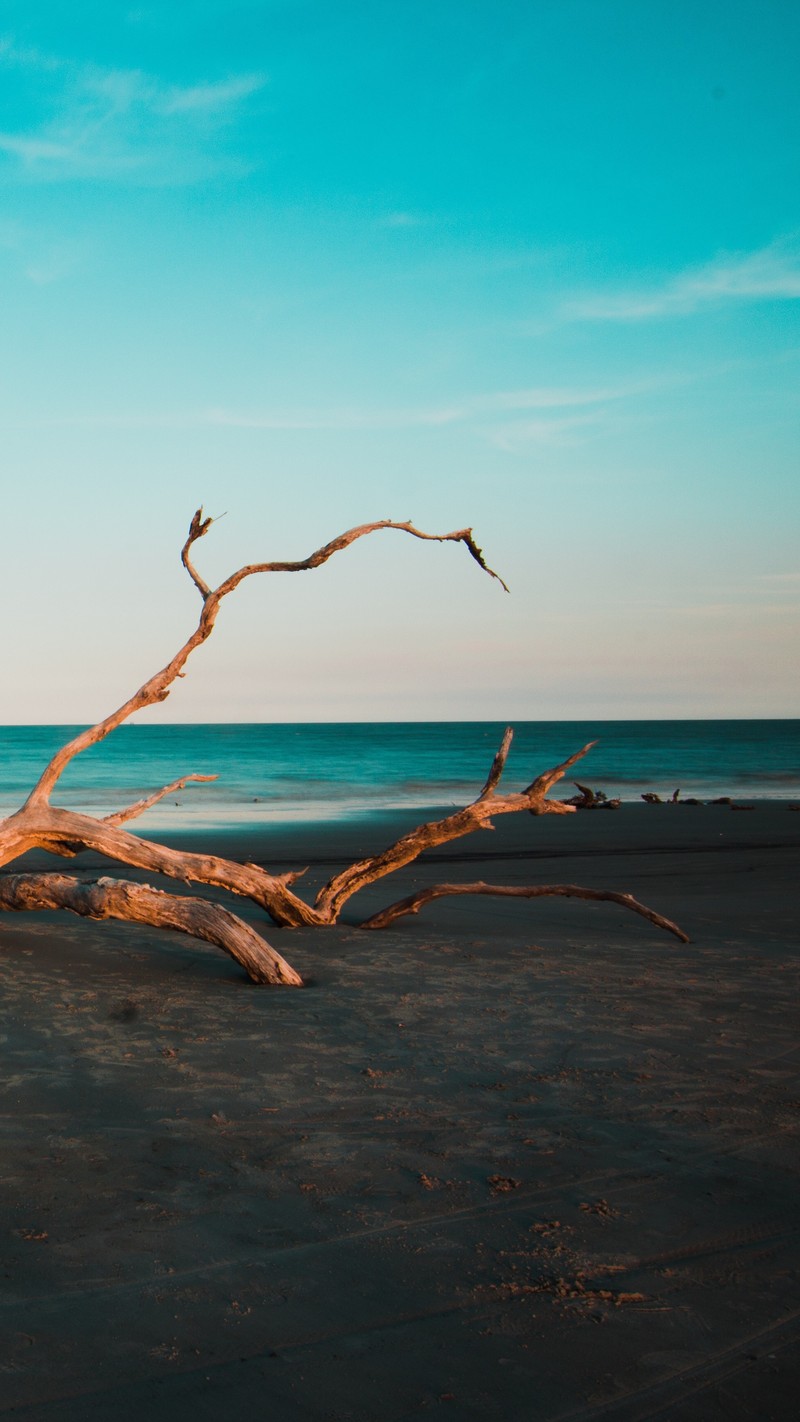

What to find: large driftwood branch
left=0, top=874, right=303, bottom=984
left=359, top=881, right=690, bottom=941
left=25, top=515, right=506, bottom=808
left=0, top=804, right=323, bottom=927
left=0, top=510, right=688, bottom=983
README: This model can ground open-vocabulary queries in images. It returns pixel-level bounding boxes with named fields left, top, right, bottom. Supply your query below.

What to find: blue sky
left=1, top=0, right=798, bottom=721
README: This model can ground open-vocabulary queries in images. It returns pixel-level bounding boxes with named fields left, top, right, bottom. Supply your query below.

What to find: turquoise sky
left=2, top=1, right=798, bottom=722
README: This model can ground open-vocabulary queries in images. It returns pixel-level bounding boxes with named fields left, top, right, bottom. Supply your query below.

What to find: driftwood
left=361, top=883, right=688, bottom=940
left=0, top=511, right=688, bottom=983
left=0, top=874, right=302, bottom=986
left=564, top=783, right=621, bottom=811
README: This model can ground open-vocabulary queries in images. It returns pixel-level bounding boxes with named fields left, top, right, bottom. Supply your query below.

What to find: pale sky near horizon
left=1, top=0, right=798, bottom=723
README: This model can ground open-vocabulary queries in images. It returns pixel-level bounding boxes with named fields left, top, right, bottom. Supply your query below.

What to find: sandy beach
left=1, top=804, right=798, bottom=1419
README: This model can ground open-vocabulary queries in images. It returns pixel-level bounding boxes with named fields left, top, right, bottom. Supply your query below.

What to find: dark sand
left=1, top=806, right=798, bottom=1419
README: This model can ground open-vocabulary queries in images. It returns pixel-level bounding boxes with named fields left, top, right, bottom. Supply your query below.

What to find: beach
left=1, top=803, right=798, bottom=1419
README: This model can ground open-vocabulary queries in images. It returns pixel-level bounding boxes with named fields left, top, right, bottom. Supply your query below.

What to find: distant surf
left=1, top=721, right=797, bottom=829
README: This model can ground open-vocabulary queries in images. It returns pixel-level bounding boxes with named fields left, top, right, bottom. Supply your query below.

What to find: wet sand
left=1, top=805, right=798, bottom=1419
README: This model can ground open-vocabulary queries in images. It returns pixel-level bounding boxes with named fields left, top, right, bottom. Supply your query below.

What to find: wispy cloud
left=487, top=413, right=602, bottom=452
left=472, top=376, right=667, bottom=412
left=3, top=374, right=674, bottom=435
left=377, top=211, right=426, bottom=229
left=0, top=36, right=62, bottom=72
left=564, top=238, right=800, bottom=322
left=159, top=74, right=266, bottom=115
left=0, top=133, right=78, bottom=163
left=173, top=377, right=664, bottom=432
left=0, top=218, right=86, bottom=283
left=202, top=404, right=463, bottom=431
left=0, top=36, right=266, bottom=183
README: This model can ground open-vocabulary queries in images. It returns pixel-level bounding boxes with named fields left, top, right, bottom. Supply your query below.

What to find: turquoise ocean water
left=0, top=722, right=797, bottom=829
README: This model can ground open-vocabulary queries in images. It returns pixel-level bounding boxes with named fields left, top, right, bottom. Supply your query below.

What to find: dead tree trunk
left=0, top=511, right=688, bottom=982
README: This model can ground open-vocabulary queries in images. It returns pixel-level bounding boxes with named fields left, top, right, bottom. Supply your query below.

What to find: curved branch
left=103, top=774, right=218, bottom=828
left=26, top=515, right=506, bottom=807
left=180, top=507, right=214, bottom=598
left=313, top=735, right=595, bottom=922
left=0, top=873, right=303, bottom=984
left=359, top=881, right=689, bottom=942
left=214, top=519, right=510, bottom=599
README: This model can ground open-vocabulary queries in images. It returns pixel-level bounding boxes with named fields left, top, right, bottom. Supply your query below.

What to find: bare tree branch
left=24, top=515, right=507, bottom=808
left=180, top=507, right=214, bottom=598
left=312, top=735, right=595, bottom=921
left=213, top=519, right=511, bottom=599
left=103, top=774, right=218, bottom=827
left=478, top=726, right=514, bottom=799
left=359, top=881, right=690, bottom=941
left=1, top=805, right=323, bottom=927
left=0, top=873, right=303, bottom=984
left=523, top=742, right=598, bottom=798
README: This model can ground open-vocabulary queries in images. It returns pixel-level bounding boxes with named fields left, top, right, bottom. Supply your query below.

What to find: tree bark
left=311, top=737, right=595, bottom=922
left=359, top=881, right=690, bottom=941
left=0, top=874, right=303, bottom=985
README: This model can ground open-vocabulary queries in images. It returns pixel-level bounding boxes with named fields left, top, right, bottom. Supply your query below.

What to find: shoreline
left=4, top=790, right=799, bottom=834
left=2, top=719, right=798, bottom=832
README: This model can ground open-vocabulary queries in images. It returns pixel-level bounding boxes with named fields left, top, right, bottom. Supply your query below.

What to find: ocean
left=0, top=721, right=798, bottom=829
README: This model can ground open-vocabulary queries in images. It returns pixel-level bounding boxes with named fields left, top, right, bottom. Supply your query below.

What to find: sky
left=1, top=0, right=798, bottom=722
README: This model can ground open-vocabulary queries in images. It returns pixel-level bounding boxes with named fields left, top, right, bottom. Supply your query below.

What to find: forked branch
left=312, top=730, right=596, bottom=921
left=25, top=514, right=507, bottom=807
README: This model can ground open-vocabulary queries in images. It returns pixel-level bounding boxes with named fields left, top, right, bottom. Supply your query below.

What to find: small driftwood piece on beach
left=563, top=783, right=621, bottom=810
left=0, top=511, right=688, bottom=984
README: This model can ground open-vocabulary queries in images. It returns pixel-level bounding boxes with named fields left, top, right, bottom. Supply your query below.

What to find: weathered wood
left=103, top=774, right=219, bottom=828
left=359, top=881, right=690, bottom=942
left=312, top=734, right=595, bottom=922
left=0, top=804, right=324, bottom=927
left=0, top=873, right=303, bottom=984
left=24, top=514, right=507, bottom=810
left=564, top=783, right=620, bottom=810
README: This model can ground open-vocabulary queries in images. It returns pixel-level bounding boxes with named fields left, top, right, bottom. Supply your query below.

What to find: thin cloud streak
left=0, top=36, right=266, bottom=182
left=204, top=405, right=464, bottom=430
left=204, top=373, right=685, bottom=430
left=472, top=377, right=667, bottom=412
left=159, top=74, right=266, bottom=115
left=0, top=218, right=86, bottom=283
left=487, top=413, right=602, bottom=451
left=4, top=374, right=684, bottom=433
left=0, top=132, right=77, bottom=162
left=564, top=239, right=800, bottom=322
left=377, top=211, right=426, bottom=229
